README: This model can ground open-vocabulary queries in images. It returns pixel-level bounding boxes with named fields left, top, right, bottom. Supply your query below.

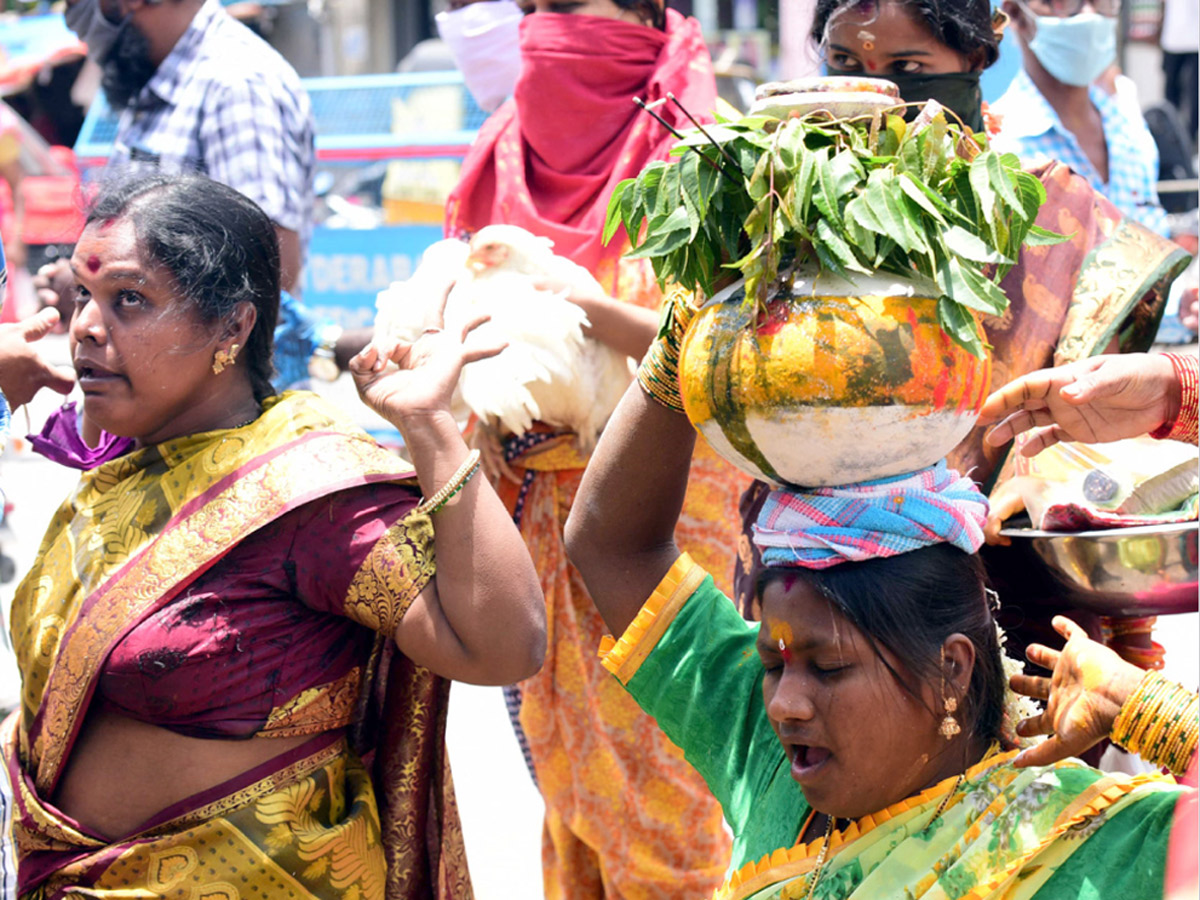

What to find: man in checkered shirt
left=69, top=0, right=315, bottom=293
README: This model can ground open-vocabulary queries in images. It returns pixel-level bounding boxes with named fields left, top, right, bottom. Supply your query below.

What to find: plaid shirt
left=992, top=70, right=1169, bottom=237
left=109, top=0, right=315, bottom=258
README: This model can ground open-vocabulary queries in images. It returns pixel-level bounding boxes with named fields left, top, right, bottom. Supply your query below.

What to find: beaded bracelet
left=414, top=449, right=482, bottom=516
left=1111, top=670, right=1199, bottom=776
left=637, top=285, right=702, bottom=414
left=1150, top=353, right=1198, bottom=444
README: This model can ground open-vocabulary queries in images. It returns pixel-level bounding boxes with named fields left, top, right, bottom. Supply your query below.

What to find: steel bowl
left=998, top=521, right=1199, bottom=618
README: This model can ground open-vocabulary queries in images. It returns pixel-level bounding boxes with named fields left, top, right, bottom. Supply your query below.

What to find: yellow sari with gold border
left=6, top=392, right=471, bottom=900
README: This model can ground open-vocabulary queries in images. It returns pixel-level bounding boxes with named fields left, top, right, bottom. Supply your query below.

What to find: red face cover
left=445, top=8, right=717, bottom=285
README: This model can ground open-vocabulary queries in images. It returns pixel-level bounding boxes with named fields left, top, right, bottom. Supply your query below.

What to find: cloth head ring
left=752, top=459, right=989, bottom=570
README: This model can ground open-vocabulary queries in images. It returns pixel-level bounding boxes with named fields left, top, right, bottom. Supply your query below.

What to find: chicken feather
left=373, top=225, right=635, bottom=449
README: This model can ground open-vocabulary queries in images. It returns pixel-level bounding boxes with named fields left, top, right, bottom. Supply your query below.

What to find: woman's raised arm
left=352, top=318, right=546, bottom=685
left=564, top=295, right=699, bottom=637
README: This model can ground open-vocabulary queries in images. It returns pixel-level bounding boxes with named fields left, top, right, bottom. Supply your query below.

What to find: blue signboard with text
left=301, top=224, right=445, bottom=328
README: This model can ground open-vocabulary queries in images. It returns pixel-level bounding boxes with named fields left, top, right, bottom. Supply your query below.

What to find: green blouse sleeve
left=600, top=553, right=792, bottom=841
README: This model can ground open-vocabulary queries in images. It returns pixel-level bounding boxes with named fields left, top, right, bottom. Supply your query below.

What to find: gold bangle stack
left=1111, top=670, right=1199, bottom=776
left=637, top=284, right=702, bottom=414
left=414, top=449, right=482, bottom=516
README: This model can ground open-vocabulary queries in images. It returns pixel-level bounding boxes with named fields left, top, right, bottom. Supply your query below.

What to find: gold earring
left=939, top=645, right=961, bottom=740
left=212, top=343, right=239, bottom=375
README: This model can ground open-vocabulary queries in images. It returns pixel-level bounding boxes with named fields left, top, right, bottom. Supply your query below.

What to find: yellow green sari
left=6, top=392, right=471, bottom=900
left=604, top=553, right=1185, bottom=900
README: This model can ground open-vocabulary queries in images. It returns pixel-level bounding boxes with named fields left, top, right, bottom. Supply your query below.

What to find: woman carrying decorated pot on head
left=444, top=0, right=749, bottom=895
left=563, top=272, right=1194, bottom=900
left=729, top=0, right=1190, bottom=638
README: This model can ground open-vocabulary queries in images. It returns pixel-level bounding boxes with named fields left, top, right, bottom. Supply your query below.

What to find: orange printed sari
left=5, top=392, right=470, bottom=900
left=493, top=260, right=747, bottom=900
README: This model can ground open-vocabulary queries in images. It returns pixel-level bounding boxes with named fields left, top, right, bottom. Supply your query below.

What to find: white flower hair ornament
left=988, top=588, right=1043, bottom=750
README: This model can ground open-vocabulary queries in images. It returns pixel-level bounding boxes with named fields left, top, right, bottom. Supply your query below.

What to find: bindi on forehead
left=768, top=620, right=795, bottom=663
left=87, top=255, right=102, bottom=273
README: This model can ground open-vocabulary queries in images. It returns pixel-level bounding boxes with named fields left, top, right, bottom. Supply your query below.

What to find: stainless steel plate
left=998, top=521, right=1198, bottom=617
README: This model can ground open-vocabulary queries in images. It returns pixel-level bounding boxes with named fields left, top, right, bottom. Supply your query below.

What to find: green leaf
left=943, top=226, right=1011, bottom=264
left=650, top=205, right=690, bottom=234
left=676, top=124, right=746, bottom=148
left=938, top=295, right=985, bottom=357
left=844, top=193, right=886, bottom=235
left=899, top=128, right=923, bottom=174
left=625, top=221, right=692, bottom=260
left=792, top=147, right=818, bottom=222
left=897, top=173, right=946, bottom=224
left=748, top=151, right=772, bottom=202
left=697, top=156, right=721, bottom=218
left=738, top=142, right=761, bottom=177
left=877, top=114, right=906, bottom=157
left=679, top=153, right=703, bottom=238
left=816, top=218, right=871, bottom=274
left=862, top=172, right=910, bottom=244
left=950, top=166, right=979, bottom=225
left=921, top=112, right=950, bottom=182
left=654, top=162, right=681, bottom=217
left=1022, top=224, right=1072, bottom=246
left=778, top=120, right=808, bottom=170
left=619, top=181, right=646, bottom=246
left=1014, top=170, right=1047, bottom=224
left=943, top=256, right=1007, bottom=316
left=969, top=152, right=997, bottom=222
left=881, top=178, right=930, bottom=255
left=985, top=151, right=1025, bottom=220
left=842, top=205, right=877, bottom=260
left=815, top=237, right=850, bottom=280
left=830, top=151, right=865, bottom=196
left=813, top=149, right=840, bottom=221
left=603, top=179, right=631, bottom=246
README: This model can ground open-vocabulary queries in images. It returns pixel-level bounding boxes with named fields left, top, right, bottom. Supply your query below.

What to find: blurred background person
left=1160, top=0, right=1197, bottom=152
left=40, top=0, right=367, bottom=392
left=66, top=0, right=313, bottom=293
left=435, top=0, right=523, bottom=114
left=994, top=0, right=1170, bottom=236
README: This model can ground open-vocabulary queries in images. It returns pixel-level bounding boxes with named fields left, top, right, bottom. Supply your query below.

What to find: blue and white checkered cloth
left=107, top=0, right=316, bottom=260
left=991, top=70, right=1169, bottom=237
left=752, top=460, right=989, bottom=569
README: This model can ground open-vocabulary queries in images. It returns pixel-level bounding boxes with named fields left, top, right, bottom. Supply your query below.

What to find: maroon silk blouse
left=95, top=484, right=422, bottom=739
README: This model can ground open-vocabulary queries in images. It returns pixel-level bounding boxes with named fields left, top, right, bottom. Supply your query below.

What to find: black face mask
left=886, top=71, right=985, bottom=133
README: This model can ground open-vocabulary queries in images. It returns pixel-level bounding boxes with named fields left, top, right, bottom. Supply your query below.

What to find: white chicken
left=373, top=225, right=636, bottom=450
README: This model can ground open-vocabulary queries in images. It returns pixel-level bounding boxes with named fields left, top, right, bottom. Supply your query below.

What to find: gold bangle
left=637, top=285, right=702, bottom=413
left=1162, top=706, right=1199, bottom=775
left=414, top=449, right=482, bottom=516
left=1113, top=671, right=1162, bottom=750
left=1113, top=671, right=1200, bottom=775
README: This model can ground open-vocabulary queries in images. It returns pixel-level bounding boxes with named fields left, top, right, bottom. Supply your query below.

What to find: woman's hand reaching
left=980, top=354, right=1179, bottom=456
left=1009, top=616, right=1144, bottom=768
left=351, top=314, right=505, bottom=430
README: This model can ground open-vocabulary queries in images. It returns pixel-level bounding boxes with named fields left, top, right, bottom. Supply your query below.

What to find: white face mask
left=64, top=0, right=127, bottom=62
left=1025, top=11, right=1118, bottom=87
left=436, top=1, right=523, bottom=113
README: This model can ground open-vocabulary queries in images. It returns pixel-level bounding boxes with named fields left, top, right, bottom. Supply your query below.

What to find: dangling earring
left=939, top=645, right=961, bottom=740
left=212, top=343, right=239, bottom=375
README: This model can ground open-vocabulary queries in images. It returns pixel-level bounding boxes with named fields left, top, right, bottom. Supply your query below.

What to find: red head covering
left=445, top=8, right=717, bottom=287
